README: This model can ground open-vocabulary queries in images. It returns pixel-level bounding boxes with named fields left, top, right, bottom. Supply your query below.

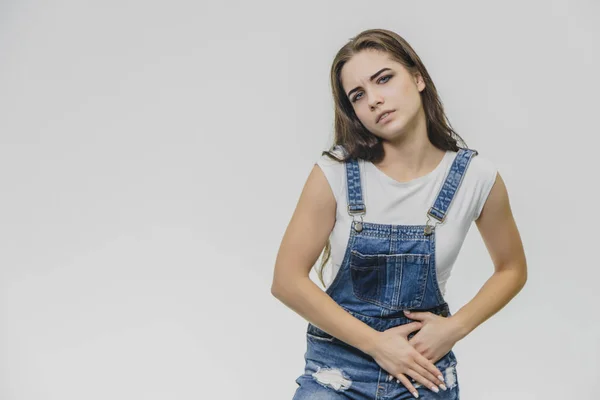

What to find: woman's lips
left=378, top=110, right=395, bottom=123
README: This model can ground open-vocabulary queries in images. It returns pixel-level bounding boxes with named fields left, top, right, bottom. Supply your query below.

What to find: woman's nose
left=368, top=92, right=384, bottom=109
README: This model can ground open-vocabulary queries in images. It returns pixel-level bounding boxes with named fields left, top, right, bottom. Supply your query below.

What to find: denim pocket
left=349, top=250, right=429, bottom=310
left=306, top=323, right=335, bottom=342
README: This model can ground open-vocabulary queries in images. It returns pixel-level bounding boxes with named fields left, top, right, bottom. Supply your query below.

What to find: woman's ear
left=414, top=73, right=426, bottom=92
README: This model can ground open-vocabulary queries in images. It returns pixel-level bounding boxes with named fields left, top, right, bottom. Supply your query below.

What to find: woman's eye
left=351, top=75, right=392, bottom=103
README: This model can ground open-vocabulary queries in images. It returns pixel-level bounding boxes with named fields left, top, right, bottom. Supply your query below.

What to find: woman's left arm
left=448, top=172, right=528, bottom=339
left=405, top=172, right=527, bottom=361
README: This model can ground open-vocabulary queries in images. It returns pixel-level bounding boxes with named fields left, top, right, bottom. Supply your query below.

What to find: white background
left=0, top=0, right=598, bottom=399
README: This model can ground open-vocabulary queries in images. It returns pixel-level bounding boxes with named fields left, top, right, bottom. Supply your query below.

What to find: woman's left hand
left=403, top=310, right=463, bottom=364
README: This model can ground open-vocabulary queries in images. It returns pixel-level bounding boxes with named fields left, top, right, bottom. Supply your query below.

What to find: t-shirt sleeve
left=471, top=154, right=498, bottom=221
left=315, top=153, right=344, bottom=204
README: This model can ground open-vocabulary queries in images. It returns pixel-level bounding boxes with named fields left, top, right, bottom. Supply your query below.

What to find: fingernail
left=404, top=310, right=411, bottom=314
left=438, top=375, right=445, bottom=382
left=440, top=383, right=447, bottom=391
left=412, top=391, right=419, bottom=398
left=430, top=385, right=439, bottom=393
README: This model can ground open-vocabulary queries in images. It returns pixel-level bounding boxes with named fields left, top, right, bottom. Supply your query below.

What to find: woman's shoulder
left=460, top=149, right=499, bottom=220
left=315, top=145, right=348, bottom=203
left=466, top=149, right=497, bottom=179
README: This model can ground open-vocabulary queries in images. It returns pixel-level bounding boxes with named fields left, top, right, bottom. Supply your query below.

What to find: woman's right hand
left=368, top=321, right=447, bottom=398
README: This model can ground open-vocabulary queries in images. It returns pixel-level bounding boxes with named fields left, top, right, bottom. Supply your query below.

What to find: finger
left=414, top=352, right=444, bottom=383
left=400, top=322, right=423, bottom=336
left=410, top=362, right=446, bottom=390
left=403, top=310, right=430, bottom=320
left=404, top=368, right=440, bottom=394
left=394, top=373, right=419, bottom=399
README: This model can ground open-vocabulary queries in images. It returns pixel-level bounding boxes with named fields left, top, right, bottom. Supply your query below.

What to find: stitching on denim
left=325, top=234, right=356, bottom=296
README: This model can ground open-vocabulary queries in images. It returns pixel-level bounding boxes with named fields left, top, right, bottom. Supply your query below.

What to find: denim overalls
left=293, top=148, right=479, bottom=399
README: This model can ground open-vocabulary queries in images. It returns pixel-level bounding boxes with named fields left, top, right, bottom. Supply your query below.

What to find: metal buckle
left=427, top=207, right=446, bottom=223
left=424, top=215, right=440, bottom=236
left=353, top=214, right=364, bottom=232
left=347, top=205, right=366, bottom=215
left=347, top=205, right=366, bottom=232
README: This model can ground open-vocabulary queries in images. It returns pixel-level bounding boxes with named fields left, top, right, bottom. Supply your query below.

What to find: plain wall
left=0, top=0, right=598, bottom=399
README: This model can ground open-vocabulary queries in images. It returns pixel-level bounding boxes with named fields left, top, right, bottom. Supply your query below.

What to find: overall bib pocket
left=349, top=250, right=430, bottom=310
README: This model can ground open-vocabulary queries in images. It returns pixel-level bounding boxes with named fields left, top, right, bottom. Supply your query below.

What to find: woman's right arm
left=270, top=163, right=447, bottom=397
left=270, top=163, right=380, bottom=355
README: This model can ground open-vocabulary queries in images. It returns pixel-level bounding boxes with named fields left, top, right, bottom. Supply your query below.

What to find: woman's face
left=340, top=50, right=425, bottom=140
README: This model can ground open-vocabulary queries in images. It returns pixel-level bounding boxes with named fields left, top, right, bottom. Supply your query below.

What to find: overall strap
left=345, top=159, right=366, bottom=216
left=329, top=144, right=367, bottom=217
left=427, top=148, right=478, bottom=224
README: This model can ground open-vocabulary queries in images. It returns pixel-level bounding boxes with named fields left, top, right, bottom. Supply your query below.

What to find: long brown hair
left=314, top=28, right=469, bottom=287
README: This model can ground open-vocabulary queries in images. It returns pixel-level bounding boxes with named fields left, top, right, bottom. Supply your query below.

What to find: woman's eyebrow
left=347, top=67, right=392, bottom=98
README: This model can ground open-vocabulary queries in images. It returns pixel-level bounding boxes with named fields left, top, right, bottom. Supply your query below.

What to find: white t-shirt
left=315, top=148, right=498, bottom=296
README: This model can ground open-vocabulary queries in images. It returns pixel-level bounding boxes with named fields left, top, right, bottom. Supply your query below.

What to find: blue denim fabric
left=293, top=148, right=478, bottom=399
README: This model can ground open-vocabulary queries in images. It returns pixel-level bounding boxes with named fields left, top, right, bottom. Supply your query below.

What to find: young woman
left=271, top=28, right=527, bottom=399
